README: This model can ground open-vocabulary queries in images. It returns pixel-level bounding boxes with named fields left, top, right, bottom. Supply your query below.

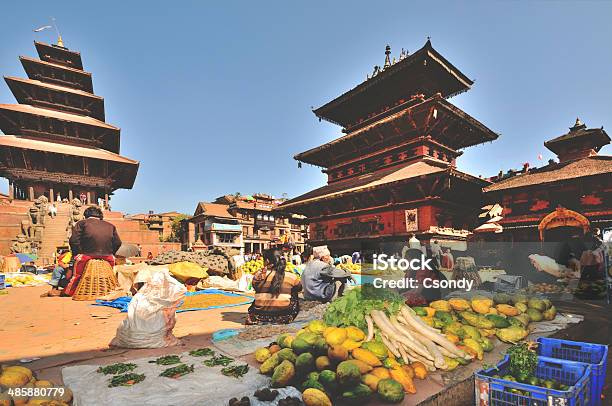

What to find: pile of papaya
left=412, top=293, right=557, bottom=358
left=254, top=320, right=427, bottom=405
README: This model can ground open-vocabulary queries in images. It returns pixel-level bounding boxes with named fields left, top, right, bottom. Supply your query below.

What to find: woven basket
left=72, top=259, right=118, bottom=301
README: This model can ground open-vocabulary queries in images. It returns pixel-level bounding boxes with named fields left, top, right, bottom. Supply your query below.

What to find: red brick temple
left=0, top=40, right=139, bottom=205
left=281, top=40, right=498, bottom=253
left=483, top=118, right=611, bottom=242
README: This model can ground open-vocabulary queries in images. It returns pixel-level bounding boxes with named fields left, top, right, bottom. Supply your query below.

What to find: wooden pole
left=86, top=191, right=91, bottom=205
left=68, top=189, right=73, bottom=201
left=8, top=181, right=14, bottom=200
left=28, top=185, right=34, bottom=201
left=49, top=187, right=54, bottom=203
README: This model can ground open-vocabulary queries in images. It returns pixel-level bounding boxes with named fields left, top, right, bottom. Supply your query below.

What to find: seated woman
left=247, top=248, right=302, bottom=325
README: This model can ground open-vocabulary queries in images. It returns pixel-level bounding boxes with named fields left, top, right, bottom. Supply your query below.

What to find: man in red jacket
left=64, top=206, right=121, bottom=296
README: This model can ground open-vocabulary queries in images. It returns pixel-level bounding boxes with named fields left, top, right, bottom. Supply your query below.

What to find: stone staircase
left=37, top=203, right=72, bottom=265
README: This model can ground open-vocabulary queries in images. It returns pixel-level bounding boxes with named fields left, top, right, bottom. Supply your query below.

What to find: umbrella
left=115, top=243, right=141, bottom=258
left=14, top=253, right=37, bottom=263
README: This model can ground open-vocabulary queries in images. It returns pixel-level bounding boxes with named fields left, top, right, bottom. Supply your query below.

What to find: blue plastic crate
left=538, top=337, right=608, bottom=406
left=475, top=355, right=592, bottom=406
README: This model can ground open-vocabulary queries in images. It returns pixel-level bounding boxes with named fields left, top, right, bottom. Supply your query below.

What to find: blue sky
left=0, top=1, right=610, bottom=215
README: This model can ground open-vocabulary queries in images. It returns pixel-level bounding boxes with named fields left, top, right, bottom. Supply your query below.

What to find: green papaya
left=526, top=308, right=543, bottom=322
left=295, top=353, right=315, bottom=375
left=259, top=353, right=280, bottom=375
left=271, top=360, right=295, bottom=387
left=341, top=383, right=373, bottom=402
left=486, top=314, right=511, bottom=328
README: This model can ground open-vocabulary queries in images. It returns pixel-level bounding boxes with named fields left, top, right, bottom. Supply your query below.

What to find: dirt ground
left=0, top=285, right=251, bottom=384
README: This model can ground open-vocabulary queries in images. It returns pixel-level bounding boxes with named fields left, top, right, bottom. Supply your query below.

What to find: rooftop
left=282, top=159, right=486, bottom=209
left=0, top=135, right=137, bottom=165
left=483, top=155, right=612, bottom=192
left=193, top=202, right=235, bottom=219
left=296, top=94, right=499, bottom=168
left=34, top=41, right=83, bottom=70
left=0, top=103, right=118, bottom=130
left=544, top=118, right=610, bottom=155
left=313, top=40, right=473, bottom=131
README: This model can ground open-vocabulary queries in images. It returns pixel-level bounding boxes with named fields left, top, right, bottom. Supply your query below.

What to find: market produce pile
left=4, top=272, right=50, bottom=287
left=0, top=364, right=72, bottom=405
left=528, top=283, right=573, bottom=295
left=238, top=259, right=299, bottom=276
left=150, top=248, right=239, bottom=278
left=251, top=286, right=560, bottom=405
left=337, top=262, right=361, bottom=273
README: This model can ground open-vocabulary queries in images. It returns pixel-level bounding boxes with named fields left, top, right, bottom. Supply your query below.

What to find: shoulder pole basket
left=72, top=259, right=118, bottom=301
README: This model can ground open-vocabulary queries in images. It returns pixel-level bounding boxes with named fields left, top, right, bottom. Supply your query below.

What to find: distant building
left=184, top=194, right=308, bottom=254
left=483, top=118, right=611, bottom=242
left=189, top=202, right=243, bottom=251
left=126, top=211, right=185, bottom=241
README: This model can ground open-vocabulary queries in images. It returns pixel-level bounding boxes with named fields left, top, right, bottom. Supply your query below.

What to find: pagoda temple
left=281, top=40, right=499, bottom=253
left=0, top=39, right=139, bottom=205
left=483, top=118, right=611, bottom=242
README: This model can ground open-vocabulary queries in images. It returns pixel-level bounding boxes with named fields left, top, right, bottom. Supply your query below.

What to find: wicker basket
left=72, top=259, right=118, bottom=301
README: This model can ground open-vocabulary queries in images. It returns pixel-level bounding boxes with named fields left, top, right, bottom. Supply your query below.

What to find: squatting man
left=371, top=253, right=475, bottom=291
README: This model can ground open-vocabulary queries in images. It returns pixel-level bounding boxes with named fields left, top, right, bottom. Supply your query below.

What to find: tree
left=166, top=214, right=189, bottom=242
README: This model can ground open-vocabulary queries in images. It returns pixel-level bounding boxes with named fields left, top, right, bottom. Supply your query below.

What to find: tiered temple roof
left=485, top=119, right=611, bottom=193
left=285, top=40, right=497, bottom=215
left=0, top=40, right=138, bottom=200
left=314, top=40, right=473, bottom=131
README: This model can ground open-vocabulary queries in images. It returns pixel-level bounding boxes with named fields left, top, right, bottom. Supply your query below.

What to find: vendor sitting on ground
left=246, top=248, right=302, bottom=325
left=41, top=251, right=72, bottom=297
left=64, top=206, right=122, bottom=296
left=302, top=245, right=354, bottom=303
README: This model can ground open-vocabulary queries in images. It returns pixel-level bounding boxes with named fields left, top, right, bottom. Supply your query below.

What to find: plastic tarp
left=176, top=289, right=253, bottom=313
left=61, top=350, right=302, bottom=406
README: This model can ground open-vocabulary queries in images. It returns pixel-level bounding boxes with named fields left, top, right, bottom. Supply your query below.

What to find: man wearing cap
left=301, top=246, right=355, bottom=303
left=41, top=251, right=72, bottom=297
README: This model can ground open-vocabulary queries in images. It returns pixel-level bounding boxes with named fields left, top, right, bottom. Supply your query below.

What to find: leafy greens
left=323, top=284, right=404, bottom=330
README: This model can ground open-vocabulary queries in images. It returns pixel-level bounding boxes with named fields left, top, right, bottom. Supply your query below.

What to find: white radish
left=365, top=315, right=374, bottom=341
left=389, top=316, right=432, bottom=358
left=410, top=329, right=447, bottom=369
left=402, top=344, right=437, bottom=371
left=380, top=333, right=401, bottom=358
left=397, top=344, right=409, bottom=364
left=371, top=310, right=433, bottom=361
left=400, top=306, right=467, bottom=358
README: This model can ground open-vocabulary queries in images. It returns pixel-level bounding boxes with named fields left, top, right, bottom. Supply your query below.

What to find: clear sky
left=0, top=1, right=610, bottom=215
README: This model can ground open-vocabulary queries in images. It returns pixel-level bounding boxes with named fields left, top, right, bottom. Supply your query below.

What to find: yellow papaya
left=346, top=326, right=366, bottom=342
left=325, top=328, right=347, bottom=346
left=347, top=359, right=373, bottom=374
left=470, top=297, right=493, bottom=314
left=352, top=348, right=382, bottom=367
left=361, top=373, right=381, bottom=391
left=448, top=298, right=471, bottom=311
left=429, top=300, right=452, bottom=312
left=496, top=304, right=520, bottom=316
left=390, top=367, right=416, bottom=394
left=371, top=367, right=391, bottom=379
left=341, top=339, right=362, bottom=351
